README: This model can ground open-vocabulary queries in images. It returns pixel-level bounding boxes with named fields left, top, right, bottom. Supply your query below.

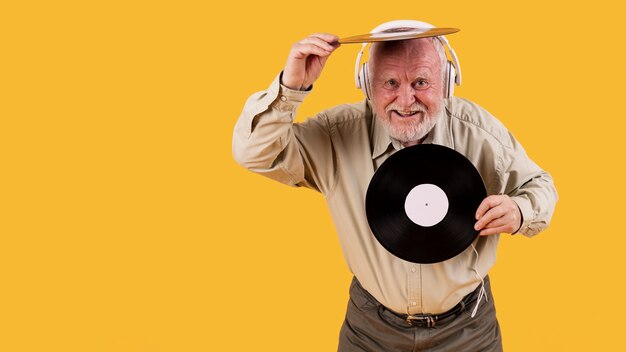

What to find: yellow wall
left=1, top=0, right=624, bottom=350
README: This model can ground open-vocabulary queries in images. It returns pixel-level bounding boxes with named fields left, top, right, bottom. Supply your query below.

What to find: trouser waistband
left=351, top=276, right=490, bottom=328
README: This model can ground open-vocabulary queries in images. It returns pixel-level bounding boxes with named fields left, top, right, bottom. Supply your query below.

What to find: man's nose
left=396, top=85, right=417, bottom=107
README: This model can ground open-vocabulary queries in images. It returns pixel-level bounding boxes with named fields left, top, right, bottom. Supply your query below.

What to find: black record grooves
left=365, top=144, right=486, bottom=264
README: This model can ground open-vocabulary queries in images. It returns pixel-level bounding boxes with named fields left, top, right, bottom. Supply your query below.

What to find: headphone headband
left=369, top=20, right=435, bottom=33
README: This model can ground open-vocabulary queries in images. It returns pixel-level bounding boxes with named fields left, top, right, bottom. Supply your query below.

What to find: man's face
left=369, top=39, right=445, bottom=145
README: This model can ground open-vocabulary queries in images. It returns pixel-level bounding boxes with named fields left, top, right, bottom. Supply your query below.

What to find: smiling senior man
left=233, top=20, right=557, bottom=351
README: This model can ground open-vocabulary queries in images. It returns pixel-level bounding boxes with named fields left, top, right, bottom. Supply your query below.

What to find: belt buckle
left=406, top=314, right=436, bottom=328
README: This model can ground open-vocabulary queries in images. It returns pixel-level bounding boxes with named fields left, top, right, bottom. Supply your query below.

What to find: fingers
left=479, top=225, right=513, bottom=237
left=474, top=195, right=521, bottom=236
left=474, top=196, right=503, bottom=231
left=474, top=195, right=501, bottom=220
left=290, top=34, right=340, bottom=59
left=290, top=43, right=332, bottom=60
left=310, top=33, right=341, bottom=47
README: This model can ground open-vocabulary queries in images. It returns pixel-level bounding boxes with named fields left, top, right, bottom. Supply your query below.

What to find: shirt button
left=411, top=301, right=417, bottom=306
left=410, top=267, right=417, bottom=273
left=280, top=95, right=287, bottom=102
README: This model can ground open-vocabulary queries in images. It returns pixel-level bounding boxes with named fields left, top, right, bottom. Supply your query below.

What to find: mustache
left=385, top=102, right=428, bottom=114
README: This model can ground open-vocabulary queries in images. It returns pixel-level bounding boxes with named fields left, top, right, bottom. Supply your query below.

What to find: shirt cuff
left=240, top=72, right=312, bottom=136
left=271, top=71, right=311, bottom=112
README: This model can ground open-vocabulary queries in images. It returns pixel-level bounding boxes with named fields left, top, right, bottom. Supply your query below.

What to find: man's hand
left=282, top=33, right=340, bottom=91
left=474, top=195, right=522, bottom=236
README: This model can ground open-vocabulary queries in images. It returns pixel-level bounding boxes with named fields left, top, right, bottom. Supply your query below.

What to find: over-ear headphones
left=354, top=20, right=462, bottom=100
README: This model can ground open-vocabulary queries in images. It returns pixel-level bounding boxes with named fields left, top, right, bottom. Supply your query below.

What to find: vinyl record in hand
left=365, top=144, right=486, bottom=264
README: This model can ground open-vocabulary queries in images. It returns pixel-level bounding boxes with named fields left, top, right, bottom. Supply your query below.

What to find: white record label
left=404, top=184, right=449, bottom=227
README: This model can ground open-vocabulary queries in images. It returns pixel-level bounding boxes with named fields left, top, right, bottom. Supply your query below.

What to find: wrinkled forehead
left=370, top=38, right=438, bottom=63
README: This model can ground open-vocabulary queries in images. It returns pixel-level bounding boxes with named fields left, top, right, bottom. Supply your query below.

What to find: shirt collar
left=369, top=99, right=455, bottom=160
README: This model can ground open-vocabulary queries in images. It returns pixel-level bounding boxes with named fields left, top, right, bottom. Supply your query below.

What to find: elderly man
left=233, top=21, right=557, bottom=351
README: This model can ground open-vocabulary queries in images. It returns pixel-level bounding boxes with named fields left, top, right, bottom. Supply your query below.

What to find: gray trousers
left=338, top=276, right=502, bottom=352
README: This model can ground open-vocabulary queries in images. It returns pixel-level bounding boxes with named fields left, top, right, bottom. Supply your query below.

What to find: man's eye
left=383, top=80, right=398, bottom=88
left=414, top=80, right=429, bottom=89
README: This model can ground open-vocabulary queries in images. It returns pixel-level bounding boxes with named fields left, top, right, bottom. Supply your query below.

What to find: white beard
left=376, top=102, right=444, bottom=145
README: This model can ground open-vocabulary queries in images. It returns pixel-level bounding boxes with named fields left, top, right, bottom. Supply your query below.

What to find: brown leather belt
left=353, top=276, right=487, bottom=328
left=391, top=284, right=480, bottom=328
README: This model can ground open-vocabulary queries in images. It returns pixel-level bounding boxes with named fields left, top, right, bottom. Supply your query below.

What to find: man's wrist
left=279, top=71, right=312, bottom=92
left=510, top=197, right=526, bottom=235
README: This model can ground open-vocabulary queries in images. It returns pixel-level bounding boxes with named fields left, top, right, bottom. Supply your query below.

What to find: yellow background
left=1, top=0, right=624, bottom=351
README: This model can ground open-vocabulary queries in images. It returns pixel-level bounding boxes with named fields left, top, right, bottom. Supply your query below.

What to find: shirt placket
left=407, top=264, right=422, bottom=315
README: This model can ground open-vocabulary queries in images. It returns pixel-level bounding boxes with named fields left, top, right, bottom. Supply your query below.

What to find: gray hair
left=431, top=37, right=448, bottom=81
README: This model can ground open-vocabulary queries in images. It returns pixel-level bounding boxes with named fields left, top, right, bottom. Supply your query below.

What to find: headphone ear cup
left=359, top=63, right=371, bottom=100
left=446, top=61, right=456, bottom=99
left=357, top=64, right=364, bottom=89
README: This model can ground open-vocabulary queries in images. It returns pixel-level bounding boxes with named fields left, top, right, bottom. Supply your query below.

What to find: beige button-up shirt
left=233, top=73, right=557, bottom=315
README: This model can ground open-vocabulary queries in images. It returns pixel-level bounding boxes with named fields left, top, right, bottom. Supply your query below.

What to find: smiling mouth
left=392, top=110, right=422, bottom=118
